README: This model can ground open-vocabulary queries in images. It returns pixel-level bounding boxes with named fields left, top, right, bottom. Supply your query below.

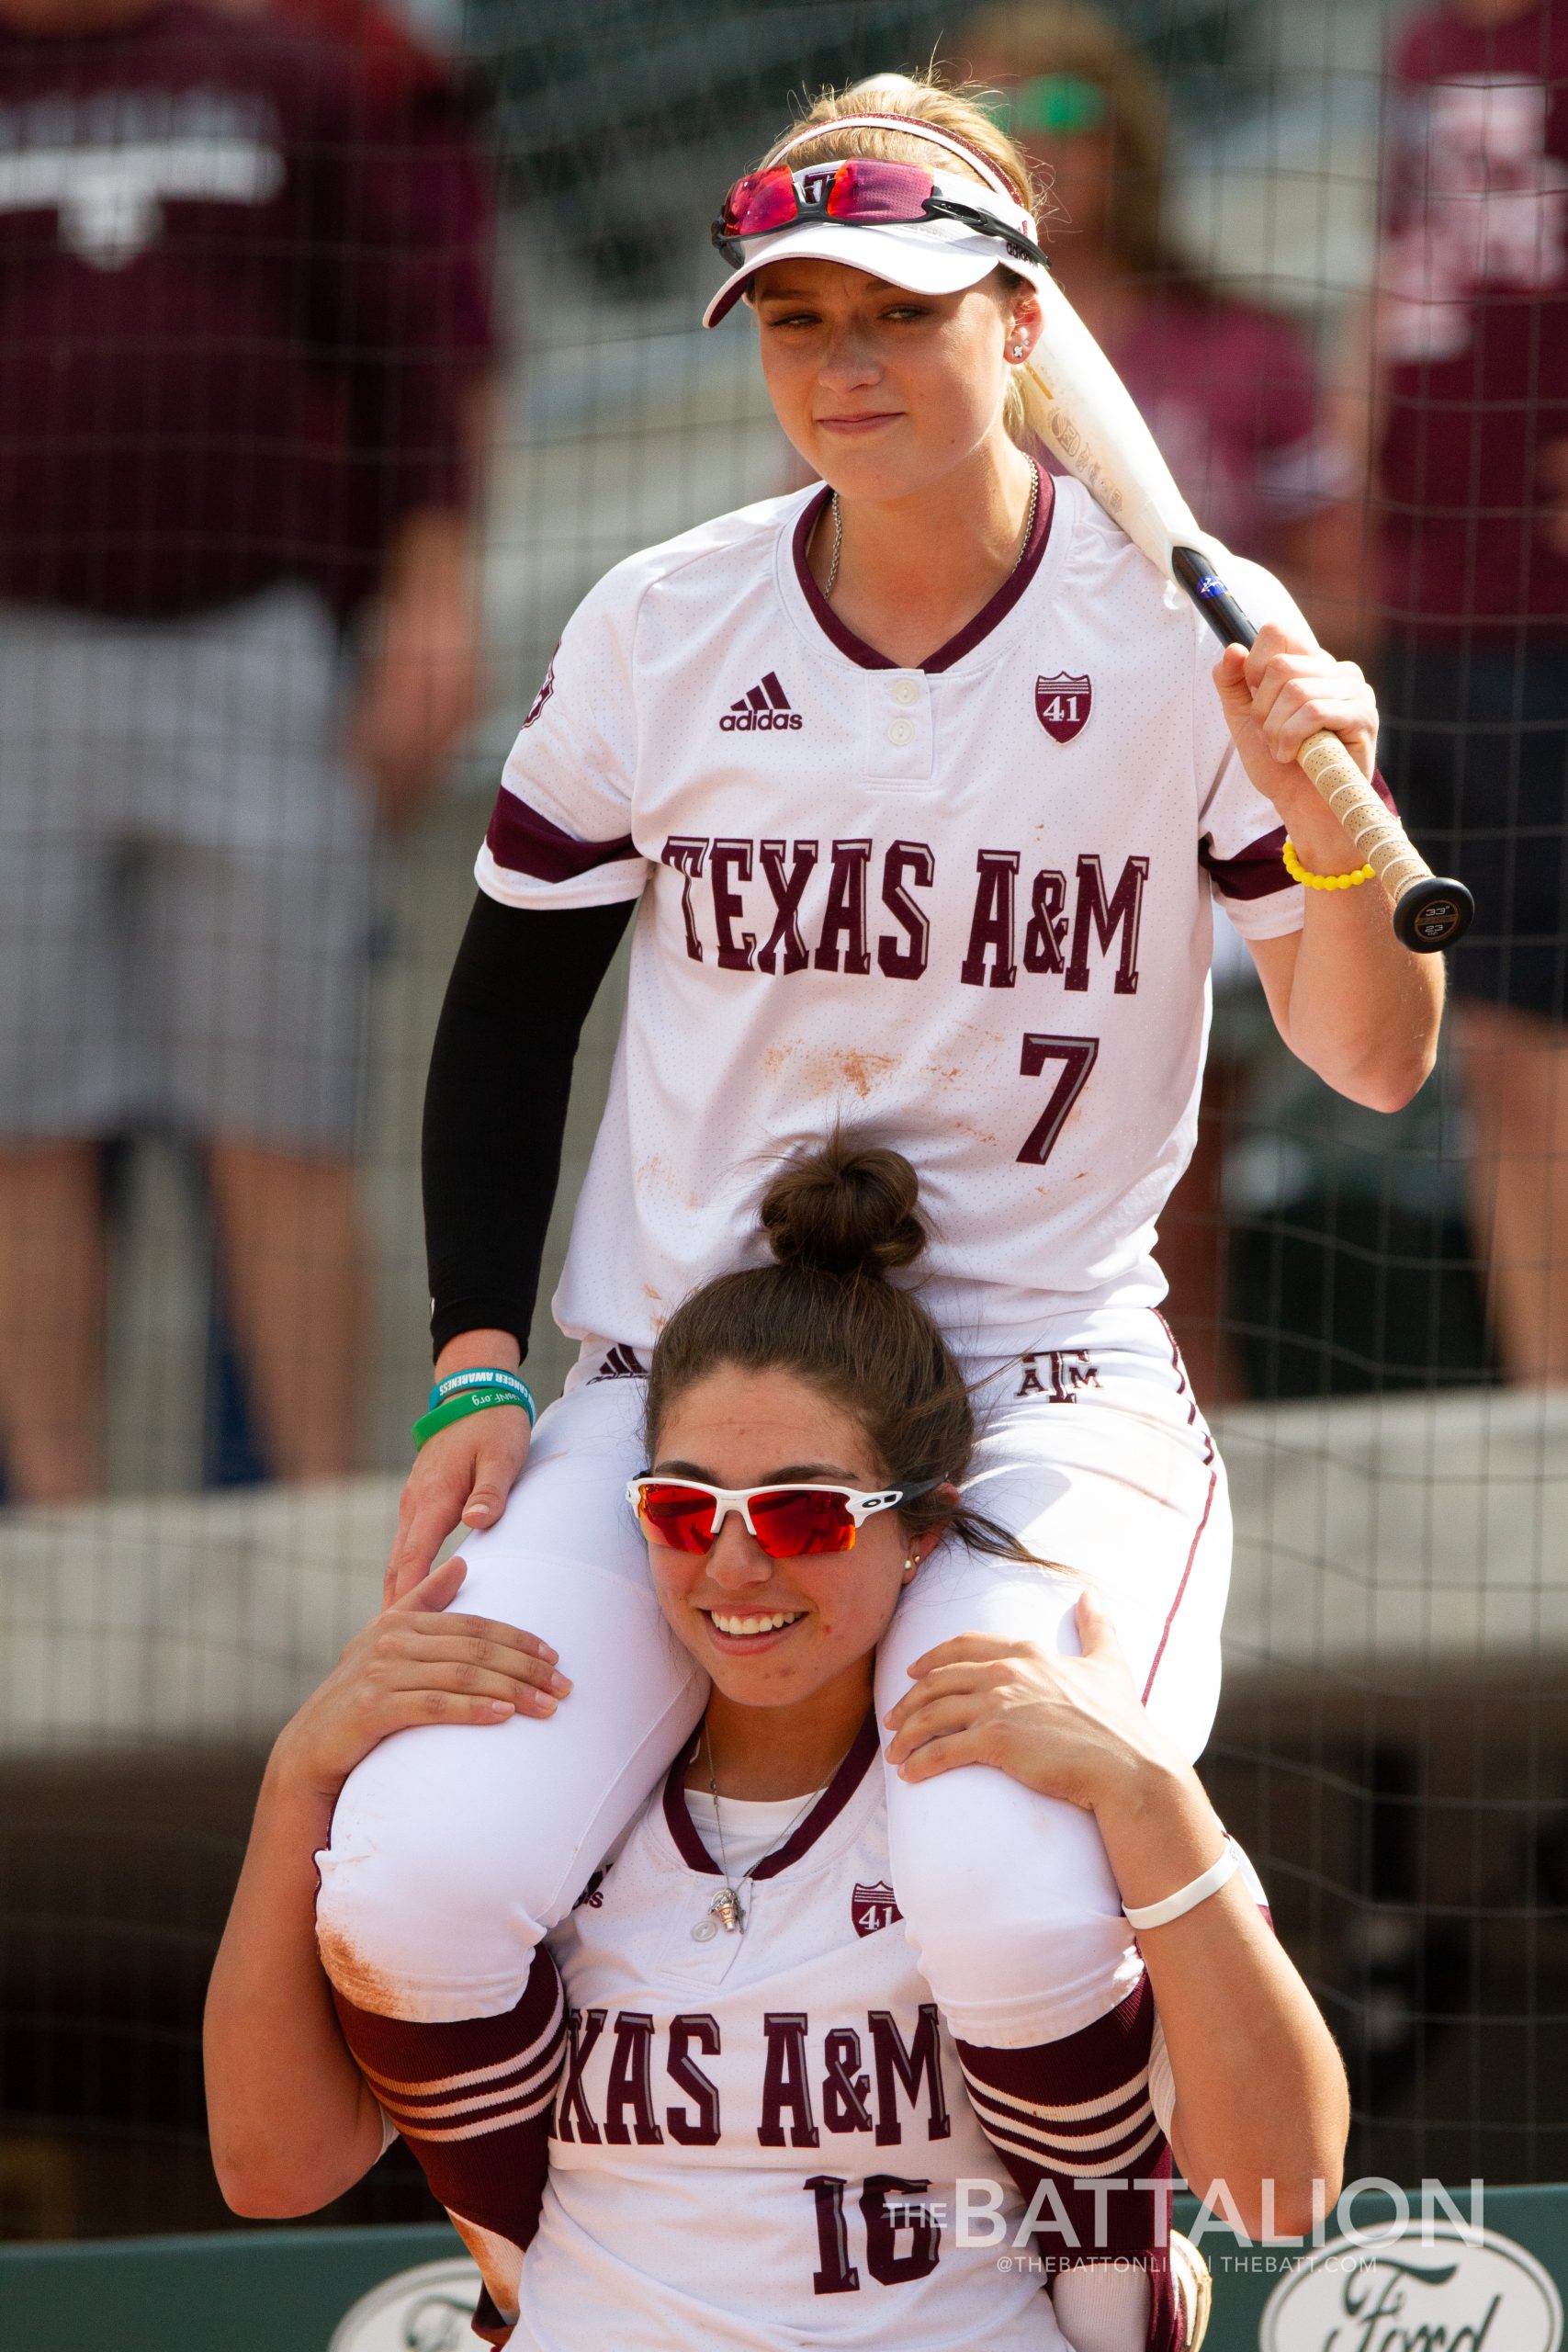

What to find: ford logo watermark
left=1261, top=2221, right=1562, bottom=2352
left=328, top=2256, right=483, bottom=2352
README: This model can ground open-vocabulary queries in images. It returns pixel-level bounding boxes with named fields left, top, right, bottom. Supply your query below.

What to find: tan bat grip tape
left=1298, top=730, right=1432, bottom=906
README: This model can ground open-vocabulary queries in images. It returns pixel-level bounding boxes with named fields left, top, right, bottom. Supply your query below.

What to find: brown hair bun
left=759, top=1134, right=927, bottom=1279
left=646, top=1127, right=1039, bottom=1568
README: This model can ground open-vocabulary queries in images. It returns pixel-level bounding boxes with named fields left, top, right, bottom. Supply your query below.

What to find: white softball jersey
left=478, top=469, right=1304, bottom=1363
left=515, top=1718, right=1074, bottom=2350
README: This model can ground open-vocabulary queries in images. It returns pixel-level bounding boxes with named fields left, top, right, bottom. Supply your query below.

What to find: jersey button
left=886, top=717, right=916, bottom=746
left=890, top=677, right=921, bottom=706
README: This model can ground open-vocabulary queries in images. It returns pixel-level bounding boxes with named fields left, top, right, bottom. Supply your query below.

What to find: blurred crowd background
left=3, top=0, right=1566, bottom=2258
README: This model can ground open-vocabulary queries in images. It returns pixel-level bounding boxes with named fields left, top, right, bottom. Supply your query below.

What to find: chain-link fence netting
left=2, top=0, right=1565, bottom=2254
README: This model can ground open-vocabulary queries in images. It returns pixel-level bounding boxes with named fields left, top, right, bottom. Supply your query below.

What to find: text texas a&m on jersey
left=659, top=836, right=1147, bottom=996
left=555, top=1999, right=949, bottom=2151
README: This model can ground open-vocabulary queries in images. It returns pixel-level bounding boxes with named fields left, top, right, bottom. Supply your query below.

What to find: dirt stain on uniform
left=800, top=1047, right=898, bottom=1099
left=316, top=1928, right=411, bottom=2021
left=449, top=2213, right=525, bottom=2324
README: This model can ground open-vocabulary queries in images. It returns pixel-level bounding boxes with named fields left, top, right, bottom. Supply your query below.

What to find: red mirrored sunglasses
left=626, top=1475, right=942, bottom=1560
left=710, top=159, right=1049, bottom=273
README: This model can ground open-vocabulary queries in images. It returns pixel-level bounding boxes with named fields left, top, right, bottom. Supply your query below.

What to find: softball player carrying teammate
left=210, top=1144, right=1348, bottom=2350
left=312, top=68, right=1438, bottom=2350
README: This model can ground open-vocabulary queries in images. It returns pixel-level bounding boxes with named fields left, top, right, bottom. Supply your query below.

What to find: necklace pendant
left=710, top=1886, right=744, bottom=1934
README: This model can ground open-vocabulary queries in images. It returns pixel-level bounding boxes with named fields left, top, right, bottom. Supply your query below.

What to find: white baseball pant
left=317, top=1305, right=1230, bottom=2044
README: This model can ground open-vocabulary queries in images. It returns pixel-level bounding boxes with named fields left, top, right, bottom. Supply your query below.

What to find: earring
left=1008, top=342, right=1027, bottom=361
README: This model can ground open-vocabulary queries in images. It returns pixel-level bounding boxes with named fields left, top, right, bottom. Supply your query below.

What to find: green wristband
left=412, top=1387, right=529, bottom=1450
left=430, top=1367, right=536, bottom=1422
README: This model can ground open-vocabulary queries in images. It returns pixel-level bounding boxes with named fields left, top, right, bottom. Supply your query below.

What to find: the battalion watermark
left=935, top=2171, right=1489, bottom=2263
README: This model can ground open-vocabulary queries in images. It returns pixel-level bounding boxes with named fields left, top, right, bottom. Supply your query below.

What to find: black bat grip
left=1171, top=546, right=1258, bottom=651
left=1169, top=547, right=1473, bottom=953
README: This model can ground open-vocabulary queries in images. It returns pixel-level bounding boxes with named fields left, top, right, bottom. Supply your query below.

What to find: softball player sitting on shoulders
left=310, top=63, right=1433, bottom=2352
left=207, top=1139, right=1348, bottom=2352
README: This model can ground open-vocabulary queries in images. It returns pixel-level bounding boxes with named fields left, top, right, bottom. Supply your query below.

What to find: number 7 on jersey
left=1017, top=1034, right=1099, bottom=1165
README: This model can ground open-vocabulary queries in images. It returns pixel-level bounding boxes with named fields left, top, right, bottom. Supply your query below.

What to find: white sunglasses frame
left=626, top=1475, right=940, bottom=1550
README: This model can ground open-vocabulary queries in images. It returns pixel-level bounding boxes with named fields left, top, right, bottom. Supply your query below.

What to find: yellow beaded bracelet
left=1282, top=838, right=1377, bottom=891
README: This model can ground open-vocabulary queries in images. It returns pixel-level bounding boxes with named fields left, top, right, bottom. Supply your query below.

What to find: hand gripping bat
left=1023, top=271, right=1472, bottom=953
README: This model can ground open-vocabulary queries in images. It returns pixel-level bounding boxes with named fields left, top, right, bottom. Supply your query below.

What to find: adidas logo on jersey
left=720, top=672, right=802, bottom=731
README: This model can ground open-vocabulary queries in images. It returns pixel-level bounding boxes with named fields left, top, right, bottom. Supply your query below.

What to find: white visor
left=702, top=166, right=1048, bottom=329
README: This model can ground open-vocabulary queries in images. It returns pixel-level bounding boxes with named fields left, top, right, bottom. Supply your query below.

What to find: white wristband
left=1122, top=1840, right=1237, bottom=1931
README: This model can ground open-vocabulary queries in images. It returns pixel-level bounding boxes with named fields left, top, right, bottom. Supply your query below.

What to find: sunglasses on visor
left=627, top=1474, right=945, bottom=1559
left=711, top=159, right=1051, bottom=275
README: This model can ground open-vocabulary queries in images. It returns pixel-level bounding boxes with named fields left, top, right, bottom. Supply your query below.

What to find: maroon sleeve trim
left=486, top=788, right=636, bottom=883
left=1201, top=767, right=1397, bottom=901
left=1200, top=823, right=1291, bottom=899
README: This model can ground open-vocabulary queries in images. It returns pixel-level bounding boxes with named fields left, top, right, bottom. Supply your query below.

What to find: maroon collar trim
left=791, top=460, right=1054, bottom=674
left=662, top=1740, right=722, bottom=1875
left=660, top=1710, right=881, bottom=1881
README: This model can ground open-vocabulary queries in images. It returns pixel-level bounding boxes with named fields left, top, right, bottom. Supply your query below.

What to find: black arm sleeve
left=423, top=890, right=633, bottom=1360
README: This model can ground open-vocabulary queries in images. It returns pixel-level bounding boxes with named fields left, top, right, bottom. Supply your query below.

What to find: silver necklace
left=690, top=1722, right=834, bottom=1941
left=820, top=464, right=1039, bottom=605
left=823, top=491, right=843, bottom=600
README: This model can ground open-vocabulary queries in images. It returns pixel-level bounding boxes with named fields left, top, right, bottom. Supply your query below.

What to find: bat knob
left=1393, top=876, right=1474, bottom=954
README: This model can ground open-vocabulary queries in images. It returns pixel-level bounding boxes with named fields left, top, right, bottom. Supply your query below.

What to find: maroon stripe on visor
left=487, top=789, right=635, bottom=883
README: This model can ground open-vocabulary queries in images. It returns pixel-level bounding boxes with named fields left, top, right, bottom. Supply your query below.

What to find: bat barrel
left=1170, top=548, right=1473, bottom=956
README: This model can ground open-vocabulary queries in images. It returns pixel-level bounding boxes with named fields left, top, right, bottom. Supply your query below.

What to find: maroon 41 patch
left=1036, top=672, right=1092, bottom=742
left=852, top=1881, right=903, bottom=1938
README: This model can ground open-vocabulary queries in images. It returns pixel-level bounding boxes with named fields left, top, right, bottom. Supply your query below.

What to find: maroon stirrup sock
left=956, top=1976, right=1183, bottom=2351
left=332, top=1947, right=566, bottom=2335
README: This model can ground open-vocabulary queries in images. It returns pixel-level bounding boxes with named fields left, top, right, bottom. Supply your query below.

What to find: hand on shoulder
left=270, top=1554, right=570, bottom=1804
left=883, top=1589, right=1183, bottom=1815
left=384, top=1404, right=532, bottom=1603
